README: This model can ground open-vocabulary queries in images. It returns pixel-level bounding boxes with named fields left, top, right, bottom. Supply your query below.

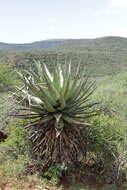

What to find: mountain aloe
left=10, top=60, right=100, bottom=169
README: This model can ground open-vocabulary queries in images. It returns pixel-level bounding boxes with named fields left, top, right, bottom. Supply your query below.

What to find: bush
left=0, top=63, right=17, bottom=92
left=3, top=119, right=31, bottom=158
left=82, top=112, right=127, bottom=184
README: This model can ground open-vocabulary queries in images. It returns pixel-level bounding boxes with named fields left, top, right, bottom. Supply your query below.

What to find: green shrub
left=82, top=113, right=127, bottom=184
left=0, top=63, right=17, bottom=92
left=3, top=118, right=31, bottom=158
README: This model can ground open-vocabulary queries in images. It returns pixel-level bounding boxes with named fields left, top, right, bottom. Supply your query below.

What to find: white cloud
left=109, top=0, right=127, bottom=7
left=93, top=9, right=124, bottom=17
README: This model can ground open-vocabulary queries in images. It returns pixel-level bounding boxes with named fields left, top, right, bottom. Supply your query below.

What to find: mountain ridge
left=0, top=36, right=127, bottom=51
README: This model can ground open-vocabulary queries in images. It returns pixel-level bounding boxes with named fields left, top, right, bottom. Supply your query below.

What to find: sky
left=0, top=0, right=127, bottom=43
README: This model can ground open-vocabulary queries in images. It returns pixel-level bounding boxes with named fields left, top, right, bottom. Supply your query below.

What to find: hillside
left=0, top=36, right=127, bottom=51
left=0, top=36, right=127, bottom=77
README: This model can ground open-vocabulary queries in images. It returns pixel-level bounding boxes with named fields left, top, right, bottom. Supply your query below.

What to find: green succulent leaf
left=10, top=59, right=100, bottom=128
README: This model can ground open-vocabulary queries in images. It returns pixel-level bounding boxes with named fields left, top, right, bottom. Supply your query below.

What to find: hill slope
left=0, top=36, right=127, bottom=51
left=0, top=36, right=127, bottom=77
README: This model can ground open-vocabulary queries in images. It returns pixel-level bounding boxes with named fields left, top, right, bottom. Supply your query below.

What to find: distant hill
left=1, top=36, right=127, bottom=77
left=0, top=36, right=127, bottom=51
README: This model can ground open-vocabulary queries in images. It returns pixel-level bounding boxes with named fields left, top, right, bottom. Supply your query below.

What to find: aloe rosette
left=10, top=60, right=100, bottom=169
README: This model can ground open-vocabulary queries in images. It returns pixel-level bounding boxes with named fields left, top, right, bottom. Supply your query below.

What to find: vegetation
left=7, top=60, right=100, bottom=172
left=1, top=36, right=127, bottom=76
left=1, top=50, right=127, bottom=189
left=0, top=63, right=17, bottom=92
left=0, top=36, right=127, bottom=51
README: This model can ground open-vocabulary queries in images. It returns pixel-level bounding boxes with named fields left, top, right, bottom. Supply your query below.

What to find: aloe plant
left=9, top=60, right=100, bottom=170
